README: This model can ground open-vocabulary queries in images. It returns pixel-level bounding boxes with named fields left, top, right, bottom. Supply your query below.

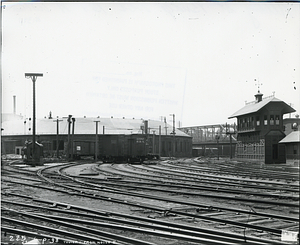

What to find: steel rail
left=4, top=194, right=298, bottom=243
left=3, top=172, right=299, bottom=223
left=210, top=162, right=299, bottom=178
left=89, top=166, right=300, bottom=208
left=2, top=212, right=154, bottom=245
left=1, top=174, right=44, bottom=183
left=31, top=199, right=299, bottom=237
left=50, top=164, right=300, bottom=221
left=159, top=160, right=299, bottom=181
left=5, top=163, right=298, bottom=241
left=80, top=177, right=299, bottom=200
left=2, top=208, right=270, bottom=245
left=145, top=162, right=299, bottom=187
left=40, top=213, right=284, bottom=245
left=190, top=159, right=299, bottom=175
left=97, top=164, right=298, bottom=193
left=1, top=217, right=117, bottom=245
left=1, top=200, right=288, bottom=245
left=0, top=201, right=290, bottom=244
left=1, top=226, right=87, bottom=245
left=110, top=163, right=299, bottom=192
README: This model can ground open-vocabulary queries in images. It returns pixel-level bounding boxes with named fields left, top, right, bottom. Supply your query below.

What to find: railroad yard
left=1, top=157, right=299, bottom=245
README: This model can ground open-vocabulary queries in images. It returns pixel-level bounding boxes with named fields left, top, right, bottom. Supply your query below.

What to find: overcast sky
left=2, top=2, right=300, bottom=127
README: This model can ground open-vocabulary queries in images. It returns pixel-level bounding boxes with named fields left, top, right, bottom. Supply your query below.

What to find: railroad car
left=73, top=134, right=158, bottom=163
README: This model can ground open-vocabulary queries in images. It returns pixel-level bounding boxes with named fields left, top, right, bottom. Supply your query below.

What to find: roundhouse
left=1, top=116, right=192, bottom=160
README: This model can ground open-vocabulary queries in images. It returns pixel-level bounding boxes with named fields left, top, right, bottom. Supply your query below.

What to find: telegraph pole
left=226, top=122, right=236, bottom=159
left=71, top=117, right=75, bottom=160
left=67, top=115, right=72, bottom=161
left=158, top=125, right=161, bottom=157
left=94, top=120, right=100, bottom=162
left=25, top=73, right=43, bottom=164
left=152, top=130, right=155, bottom=154
left=170, top=114, right=176, bottom=157
left=53, top=118, right=63, bottom=158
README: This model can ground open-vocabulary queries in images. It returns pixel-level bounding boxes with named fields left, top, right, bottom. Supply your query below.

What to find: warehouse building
left=1, top=115, right=192, bottom=160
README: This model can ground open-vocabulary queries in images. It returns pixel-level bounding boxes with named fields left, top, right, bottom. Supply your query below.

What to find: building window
left=294, top=144, right=298, bottom=155
left=239, top=118, right=243, bottom=130
left=275, top=115, right=280, bottom=125
left=256, top=116, right=260, bottom=126
left=270, top=115, right=274, bottom=125
left=264, top=115, right=268, bottom=126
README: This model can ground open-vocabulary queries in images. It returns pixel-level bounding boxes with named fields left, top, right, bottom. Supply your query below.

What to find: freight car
left=73, top=134, right=158, bottom=163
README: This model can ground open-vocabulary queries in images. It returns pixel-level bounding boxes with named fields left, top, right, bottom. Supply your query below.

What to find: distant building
left=1, top=116, right=192, bottom=158
left=280, top=116, right=300, bottom=161
left=228, top=91, right=295, bottom=164
left=283, top=117, right=300, bottom=135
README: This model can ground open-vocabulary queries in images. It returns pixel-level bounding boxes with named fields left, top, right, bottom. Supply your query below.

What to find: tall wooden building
left=228, top=92, right=295, bottom=163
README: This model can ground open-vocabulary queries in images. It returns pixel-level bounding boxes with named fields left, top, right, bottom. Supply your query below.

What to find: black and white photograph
left=1, top=1, right=299, bottom=244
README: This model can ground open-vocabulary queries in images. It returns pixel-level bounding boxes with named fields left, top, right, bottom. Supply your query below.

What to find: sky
left=2, top=2, right=300, bottom=127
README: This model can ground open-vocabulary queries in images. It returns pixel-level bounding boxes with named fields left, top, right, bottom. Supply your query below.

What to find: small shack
left=279, top=130, right=300, bottom=161
left=23, top=141, right=44, bottom=165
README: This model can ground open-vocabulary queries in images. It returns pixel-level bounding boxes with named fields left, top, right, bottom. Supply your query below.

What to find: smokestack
left=13, top=95, right=16, bottom=114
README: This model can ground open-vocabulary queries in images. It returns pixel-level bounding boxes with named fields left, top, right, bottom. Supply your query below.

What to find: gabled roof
left=228, top=97, right=295, bottom=119
left=279, top=131, right=300, bottom=143
left=1, top=117, right=190, bottom=137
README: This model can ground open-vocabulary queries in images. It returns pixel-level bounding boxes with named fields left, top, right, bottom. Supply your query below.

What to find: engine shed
left=1, top=117, right=192, bottom=160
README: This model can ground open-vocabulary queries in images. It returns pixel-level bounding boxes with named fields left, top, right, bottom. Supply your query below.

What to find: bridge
left=179, top=123, right=237, bottom=158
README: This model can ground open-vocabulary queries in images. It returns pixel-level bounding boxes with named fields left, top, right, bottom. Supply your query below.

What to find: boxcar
left=72, top=134, right=156, bottom=163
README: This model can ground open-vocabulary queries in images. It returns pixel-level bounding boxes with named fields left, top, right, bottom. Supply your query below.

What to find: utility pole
left=158, top=125, right=161, bottom=157
left=225, top=122, right=236, bottom=159
left=152, top=130, right=155, bottom=154
left=94, top=120, right=100, bottom=162
left=215, top=133, right=220, bottom=160
left=71, top=117, right=75, bottom=160
left=144, top=120, right=148, bottom=155
left=25, top=73, right=43, bottom=164
left=164, top=117, right=168, bottom=135
left=53, top=118, right=62, bottom=158
left=170, top=114, right=176, bottom=157
left=67, top=115, right=72, bottom=161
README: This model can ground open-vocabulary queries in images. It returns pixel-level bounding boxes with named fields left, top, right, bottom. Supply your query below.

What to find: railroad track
left=1, top=194, right=292, bottom=245
left=1, top=159, right=299, bottom=244
left=97, top=163, right=299, bottom=202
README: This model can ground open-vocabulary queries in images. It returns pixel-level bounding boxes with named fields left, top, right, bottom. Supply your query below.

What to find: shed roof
left=279, top=131, right=300, bottom=143
left=1, top=117, right=190, bottom=137
left=228, top=97, right=295, bottom=119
